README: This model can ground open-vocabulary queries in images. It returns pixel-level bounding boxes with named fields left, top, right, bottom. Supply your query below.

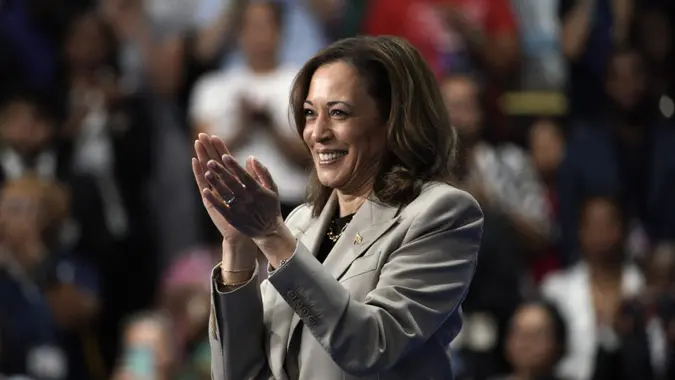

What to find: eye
left=329, top=109, right=348, bottom=117
left=303, top=108, right=315, bottom=117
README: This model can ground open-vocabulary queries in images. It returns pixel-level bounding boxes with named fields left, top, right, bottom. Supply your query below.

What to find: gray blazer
left=209, top=182, right=483, bottom=380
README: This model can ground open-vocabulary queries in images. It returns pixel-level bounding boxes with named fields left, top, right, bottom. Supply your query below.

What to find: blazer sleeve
left=209, top=205, right=305, bottom=380
left=267, top=190, right=483, bottom=376
left=209, top=263, right=271, bottom=380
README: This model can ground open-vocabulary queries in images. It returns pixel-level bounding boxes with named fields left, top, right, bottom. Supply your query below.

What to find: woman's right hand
left=192, top=133, right=243, bottom=242
left=192, top=134, right=271, bottom=276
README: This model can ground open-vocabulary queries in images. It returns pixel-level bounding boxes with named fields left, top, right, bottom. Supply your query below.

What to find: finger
left=198, top=133, right=220, bottom=161
left=192, top=158, right=210, bottom=192
left=204, top=169, right=235, bottom=202
left=245, top=157, right=263, bottom=186
left=222, top=154, right=259, bottom=190
left=194, top=140, right=212, bottom=168
left=251, top=156, right=278, bottom=194
left=210, top=135, right=230, bottom=157
left=206, top=159, right=249, bottom=199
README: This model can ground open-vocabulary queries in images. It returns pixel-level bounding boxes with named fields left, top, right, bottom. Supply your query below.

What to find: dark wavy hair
left=290, top=36, right=458, bottom=216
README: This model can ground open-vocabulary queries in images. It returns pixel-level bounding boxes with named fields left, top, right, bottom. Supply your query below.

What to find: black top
left=316, top=213, right=355, bottom=264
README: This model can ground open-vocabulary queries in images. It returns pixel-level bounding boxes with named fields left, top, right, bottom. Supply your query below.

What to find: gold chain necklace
left=327, top=223, right=349, bottom=242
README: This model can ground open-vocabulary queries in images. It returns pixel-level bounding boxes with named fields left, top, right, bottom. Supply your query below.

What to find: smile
left=318, top=151, right=347, bottom=164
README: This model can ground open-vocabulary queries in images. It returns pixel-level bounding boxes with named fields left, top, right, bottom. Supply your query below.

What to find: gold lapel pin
left=353, top=233, right=362, bottom=245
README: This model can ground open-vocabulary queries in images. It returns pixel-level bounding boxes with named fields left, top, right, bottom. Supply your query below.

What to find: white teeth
left=318, top=151, right=347, bottom=163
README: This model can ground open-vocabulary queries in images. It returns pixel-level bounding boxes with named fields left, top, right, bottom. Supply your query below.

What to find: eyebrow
left=304, top=100, right=353, bottom=109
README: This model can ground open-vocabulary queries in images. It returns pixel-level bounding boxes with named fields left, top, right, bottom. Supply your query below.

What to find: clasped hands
left=191, top=133, right=296, bottom=271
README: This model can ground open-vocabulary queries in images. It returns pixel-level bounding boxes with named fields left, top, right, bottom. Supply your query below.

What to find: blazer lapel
left=324, top=198, right=401, bottom=280
left=299, top=192, right=337, bottom=257
left=286, top=193, right=337, bottom=351
left=286, top=194, right=399, bottom=351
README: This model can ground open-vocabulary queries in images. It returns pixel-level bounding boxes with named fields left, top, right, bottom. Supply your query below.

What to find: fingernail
left=205, top=170, right=213, bottom=178
left=223, top=154, right=233, bottom=162
left=207, top=160, right=217, bottom=169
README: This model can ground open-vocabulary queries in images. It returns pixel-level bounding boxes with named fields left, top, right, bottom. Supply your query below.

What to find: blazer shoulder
left=400, top=182, right=484, bottom=231
left=409, top=182, right=482, bottom=214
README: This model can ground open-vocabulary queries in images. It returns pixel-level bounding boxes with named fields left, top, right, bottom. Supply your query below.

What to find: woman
left=492, top=301, right=568, bottom=380
left=192, top=36, right=483, bottom=379
left=541, top=197, right=644, bottom=380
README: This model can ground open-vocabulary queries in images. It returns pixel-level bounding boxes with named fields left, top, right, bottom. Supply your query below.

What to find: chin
left=316, top=170, right=344, bottom=189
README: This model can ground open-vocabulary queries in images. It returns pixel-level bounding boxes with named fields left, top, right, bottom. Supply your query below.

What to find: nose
left=310, top=111, right=333, bottom=144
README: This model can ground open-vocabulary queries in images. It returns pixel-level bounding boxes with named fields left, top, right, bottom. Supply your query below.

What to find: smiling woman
left=290, top=37, right=458, bottom=217
left=193, top=35, right=483, bottom=380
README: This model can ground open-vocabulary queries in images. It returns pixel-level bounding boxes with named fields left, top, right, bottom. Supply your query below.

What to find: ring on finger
left=224, top=194, right=236, bottom=206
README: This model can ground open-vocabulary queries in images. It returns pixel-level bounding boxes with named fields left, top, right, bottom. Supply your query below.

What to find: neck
left=589, top=259, right=622, bottom=281
left=336, top=191, right=369, bottom=217
left=248, top=58, right=277, bottom=74
left=513, top=367, right=550, bottom=380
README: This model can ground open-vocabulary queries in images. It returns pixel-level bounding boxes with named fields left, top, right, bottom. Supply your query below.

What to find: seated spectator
left=43, top=257, right=105, bottom=380
left=542, top=197, right=645, bottom=380
left=557, top=47, right=675, bottom=265
left=189, top=0, right=309, bottom=219
left=0, top=176, right=70, bottom=379
left=491, top=300, right=569, bottom=380
left=529, top=118, right=566, bottom=283
left=218, top=0, right=327, bottom=69
left=441, top=74, right=552, bottom=249
left=558, top=0, right=633, bottom=119
left=443, top=74, right=538, bottom=379
left=588, top=241, right=675, bottom=380
left=0, top=91, right=114, bottom=261
left=112, top=312, right=175, bottom=380
left=159, top=249, right=215, bottom=380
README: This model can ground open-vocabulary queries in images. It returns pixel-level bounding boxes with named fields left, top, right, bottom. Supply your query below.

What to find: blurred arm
left=560, top=0, right=596, bottom=62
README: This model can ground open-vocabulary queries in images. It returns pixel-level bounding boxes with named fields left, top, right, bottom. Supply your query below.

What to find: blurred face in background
left=440, top=76, right=482, bottom=143
left=506, top=304, right=560, bottom=375
left=121, top=317, right=174, bottom=378
left=0, top=182, right=45, bottom=266
left=605, top=50, right=649, bottom=122
left=162, top=285, right=210, bottom=344
left=240, top=2, right=281, bottom=68
left=65, top=12, right=111, bottom=70
left=0, top=101, right=54, bottom=159
left=636, top=10, right=672, bottom=65
left=529, top=119, right=565, bottom=179
left=579, top=198, right=623, bottom=263
left=647, top=243, right=675, bottom=293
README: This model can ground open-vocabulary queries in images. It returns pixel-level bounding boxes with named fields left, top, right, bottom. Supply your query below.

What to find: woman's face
left=579, top=199, right=623, bottom=261
left=302, top=61, right=386, bottom=194
left=529, top=120, right=564, bottom=176
left=506, top=305, right=558, bottom=373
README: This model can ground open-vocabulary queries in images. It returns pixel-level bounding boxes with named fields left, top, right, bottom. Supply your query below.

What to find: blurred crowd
left=0, top=0, right=674, bottom=379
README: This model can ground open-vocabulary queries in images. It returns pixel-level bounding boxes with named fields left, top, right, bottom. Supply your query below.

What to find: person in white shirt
left=542, top=197, right=645, bottom=380
left=189, top=0, right=310, bottom=216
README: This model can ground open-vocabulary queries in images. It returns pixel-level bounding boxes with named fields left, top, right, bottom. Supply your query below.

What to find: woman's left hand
left=203, top=154, right=283, bottom=238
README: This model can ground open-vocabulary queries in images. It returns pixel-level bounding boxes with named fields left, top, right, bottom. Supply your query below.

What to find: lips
left=318, top=151, right=347, bottom=164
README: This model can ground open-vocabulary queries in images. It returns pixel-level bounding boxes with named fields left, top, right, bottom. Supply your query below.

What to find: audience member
left=557, top=47, right=675, bottom=265
left=1, top=1, right=674, bottom=378
left=189, top=0, right=309, bottom=220
left=491, top=301, right=568, bottom=380
left=542, top=197, right=644, bottom=380
left=528, top=118, right=566, bottom=283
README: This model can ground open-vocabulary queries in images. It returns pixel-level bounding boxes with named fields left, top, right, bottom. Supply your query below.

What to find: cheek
left=302, top=126, right=313, bottom=146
